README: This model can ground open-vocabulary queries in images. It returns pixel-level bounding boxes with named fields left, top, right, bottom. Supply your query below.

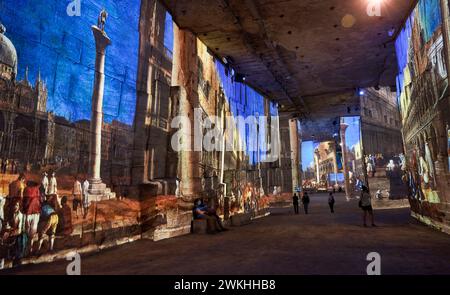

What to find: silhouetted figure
left=328, top=192, right=335, bottom=213
left=292, top=193, right=299, bottom=214
left=302, top=192, right=310, bottom=214
left=360, top=186, right=376, bottom=227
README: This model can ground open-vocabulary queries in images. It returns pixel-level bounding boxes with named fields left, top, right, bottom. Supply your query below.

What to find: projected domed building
left=0, top=22, right=55, bottom=165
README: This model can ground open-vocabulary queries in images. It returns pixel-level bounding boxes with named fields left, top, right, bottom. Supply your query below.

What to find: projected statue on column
left=87, top=10, right=115, bottom=200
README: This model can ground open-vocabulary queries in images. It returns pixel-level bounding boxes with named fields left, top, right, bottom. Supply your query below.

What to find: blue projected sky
left=215, top=60, right=267, bottom=165
left=302, top=141, right=315, bottom=171
left=164, top=12, right=174, bottom=52
left=0, top=0, right=141, bottom=125
left=342, top=116, right=361, bottom=150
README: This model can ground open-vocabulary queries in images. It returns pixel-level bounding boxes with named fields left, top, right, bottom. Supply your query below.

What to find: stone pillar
left=298, top=135, right=303, bottom=191
left=171, top=24, right=202, bottom=201
left=340, top=123, right=351, bottom=199
left=131, top=0, right=166, bottom=186
left=314, top=150, right=320, bottom=184
left=440, top=0, right=450, bottom=88
left=330, top=142, right=339, bottom=186
left=88, top=25, right=110, bottom=195
left=289, top=118, right=299, bottom=192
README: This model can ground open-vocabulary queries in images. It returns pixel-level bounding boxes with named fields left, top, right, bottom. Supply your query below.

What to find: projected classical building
left=0, top=23, right=55, bottom=165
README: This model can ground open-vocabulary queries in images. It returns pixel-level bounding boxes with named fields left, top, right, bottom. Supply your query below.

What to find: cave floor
left=4, top=193, right=450, bottom=275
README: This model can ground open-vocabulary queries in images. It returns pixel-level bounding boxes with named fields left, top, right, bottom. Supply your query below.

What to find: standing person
left=22, top=181, right=41, bottom=254
left=8, top=174, right=25, bottom=200
left=37, top=196, right=59, bottom=253
left=360, top=186, right=376, bottom=227
left=328, top=192, right=335, bottom=213
left=41, top=172, right=49, bottom=196
left=11, top=160, right=16, bottom=174
left=292, top=193, right=299, bottom=214
left=82, top=178, right=90, bottom=219
left=72, top=177, right=82, bottom=219
left=48, top=172, right=58, bottom=196
left=302, top=192, right=310, bottom=214
left=5, top=174, right=26, bottom=223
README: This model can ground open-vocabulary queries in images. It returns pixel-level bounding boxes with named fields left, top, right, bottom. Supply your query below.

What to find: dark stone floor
left=3, top=193, right=450, bottom=275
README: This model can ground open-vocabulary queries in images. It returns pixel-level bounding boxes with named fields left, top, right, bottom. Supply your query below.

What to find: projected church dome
left=0, top=23, right=18, bottom=80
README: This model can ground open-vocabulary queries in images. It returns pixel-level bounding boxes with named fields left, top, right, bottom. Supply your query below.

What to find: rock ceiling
left=162, top=0, right=415, bottom=140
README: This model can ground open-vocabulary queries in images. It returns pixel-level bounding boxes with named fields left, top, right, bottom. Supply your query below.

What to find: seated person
left=193, top=198, right=226, bottom=234
left=37, top=196, right=59, bottom=253
left=1, top=199, right=26, bottom=260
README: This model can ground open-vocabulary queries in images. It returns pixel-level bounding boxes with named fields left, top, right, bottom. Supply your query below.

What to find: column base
left=88, top=179, right=116, bottom=201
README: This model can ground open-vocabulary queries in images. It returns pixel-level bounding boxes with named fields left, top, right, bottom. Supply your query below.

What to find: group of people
left=0, top=158, right=20, bottom=175
left=0, top=173, right=73, bottom=261
left=292, top=192, right=311, bottom=214
left=0, top=171, right=93, bottom=261
left=365, top=153, right=385, bottom=177
left=292, top=192, right=336, bottom=214
left=292, top=188, right=376, bottom=227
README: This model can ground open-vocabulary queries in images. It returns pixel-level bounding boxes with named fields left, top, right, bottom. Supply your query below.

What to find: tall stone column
left=172, top=24, right=202, bottom=201
left=88, top=25, right=110, bottom=195
left=440, top=0, right=450, bottom=88
left=131, top=0, right=166, bottom=186
left=298, top=135, right=303, bottom=192
left=314, top=150, right=320, bottom=184
left=340, top=123, right=351, bottom=199
left=289, top=118, right=299, bottom=192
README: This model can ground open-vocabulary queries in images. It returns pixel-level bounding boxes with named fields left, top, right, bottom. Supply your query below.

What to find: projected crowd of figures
left=301, top=116, right=364, bottom=196
left=359, top=87, right=408, bottom=200
left=395, top=0, right=450, bottom=223
left=0, top=0, right=274, bottom=266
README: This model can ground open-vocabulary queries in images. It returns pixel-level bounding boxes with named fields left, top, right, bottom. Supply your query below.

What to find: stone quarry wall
left=0, top=0, right=282, bottom=270
left=395, top=0, right=450, bottom=233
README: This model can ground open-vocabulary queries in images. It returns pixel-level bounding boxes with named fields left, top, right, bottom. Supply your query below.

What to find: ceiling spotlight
left=388, top=27, right=396, bottom=37
left=358, top=89, right=365, bottom=96
left=235, top=73, right=246, bottom=83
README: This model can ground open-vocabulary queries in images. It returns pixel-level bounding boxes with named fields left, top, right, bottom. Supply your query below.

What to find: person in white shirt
left=48, top=172, right=58, bottom=196
left=41, top=172, right=49, bottom=195
left=82, top=179, right=90, bottom=218
left=73, top=177, right=83, bottom=219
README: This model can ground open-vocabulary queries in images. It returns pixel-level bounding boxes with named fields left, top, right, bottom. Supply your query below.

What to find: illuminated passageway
left=6, top=193, right=450, bottom=275
left=0, top=0, right=449, bottom=273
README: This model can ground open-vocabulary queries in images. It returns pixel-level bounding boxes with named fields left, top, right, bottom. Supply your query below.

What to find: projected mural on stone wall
left=0, top=0, right=144, bottom=263
left=300, top=116, right=363, bottom=195
left=359, top=87, right=407, bottom=200
left=0, top=0, right=141, bottom=183
left=340, top=116, right=364, bottom=195
left=0, top=1, right=275, bottom=266
left=395, top=0, right=450, bottom=223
